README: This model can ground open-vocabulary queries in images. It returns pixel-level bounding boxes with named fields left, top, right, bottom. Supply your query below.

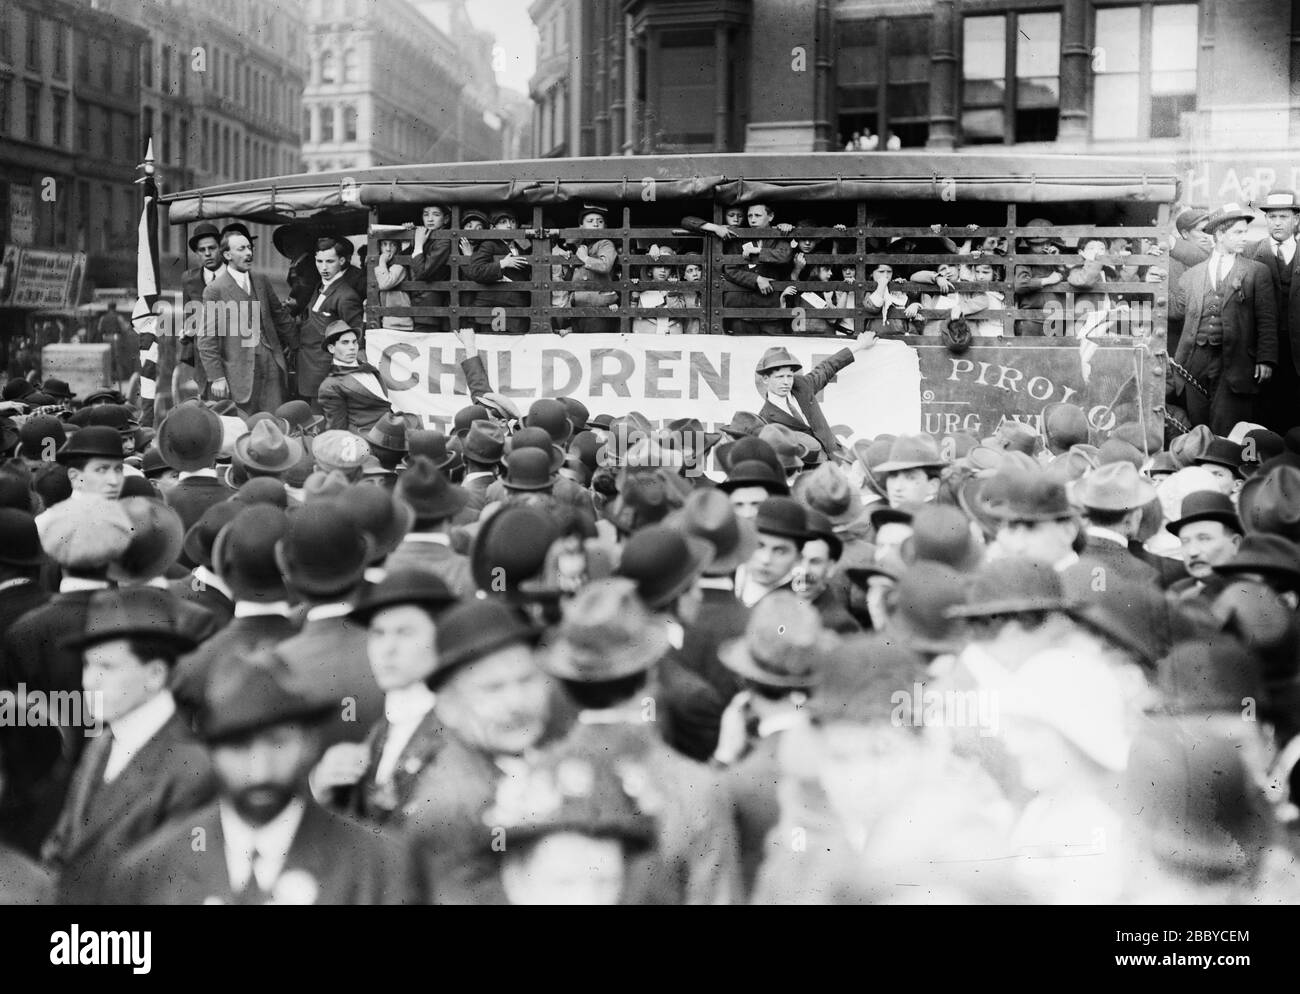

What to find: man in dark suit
left=200, top=231, right=299, bottom=417
left=755, top=332, right=877, bottom=462
left=105, top=651, right=423, bottom=905
left=42, top=588, right=215, bottom=903
left=175, top=222, right=225, bottom=400
left=386, top=458, right=474, bottom=597
left=1170, top=203, right=1277, bottom=435
left=1248, top=190, right=1300, bottom=432
left=156, top=402, right=231, bottom=541
left=0, top=509, right=50, bottom=644
left=1060, top=463, right=1161, bottom=605
left=409, top=204, right=453, bottom=334
left=459, top=419, right=504, bottom=515
left=168, top=501, right=239, bottom=628
left=1165, top=490, right=1243, bottom=605
left=296, top=238, right=364, bottom=405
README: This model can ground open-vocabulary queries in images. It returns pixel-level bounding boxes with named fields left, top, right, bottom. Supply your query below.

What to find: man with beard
left=105, top=650, right=423, bottom=905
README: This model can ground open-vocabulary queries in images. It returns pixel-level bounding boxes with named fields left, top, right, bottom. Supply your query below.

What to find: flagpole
left=133, top=140, right=163, bottom=427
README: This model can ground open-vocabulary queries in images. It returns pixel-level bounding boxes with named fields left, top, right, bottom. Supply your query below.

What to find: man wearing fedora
left=755, top=331, right=876, bottom=463
left=43, top=587, right=215, bottom=903
left=1167, top=491, right=1244, bottom=603
left=874, top=433, right=949, bottom=510
left=317, top=321, right=394, bottom=435
left=386, top=456, right=473, bottom=596
left=1170, top=203, right=1277, bottom=435
left=539, top=579, right=740, bottom=904
left=106, top=650, right=424, bottom=905
left=200, top=228, right=300, bottom=417
left=156, top=402, right=231, bottom=538
left=460, top=419, right=505, bottom=512
left=1249, top=190, right=1300, bottom=432
left=1066, top=462, right=1162, bottom=594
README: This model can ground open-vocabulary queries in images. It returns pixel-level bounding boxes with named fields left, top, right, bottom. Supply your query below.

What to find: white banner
left=366, top=331, right=922, bottom=441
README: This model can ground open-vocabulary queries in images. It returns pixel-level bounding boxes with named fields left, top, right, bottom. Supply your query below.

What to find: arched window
left=343, top=105, right=357, bottom=142
left=320, top=50, right=336, bottom=84
left=342, top=49, right=358, bottom=84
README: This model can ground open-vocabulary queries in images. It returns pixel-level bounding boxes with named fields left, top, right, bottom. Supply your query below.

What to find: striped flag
left=132, top=140, right=161, bottom=424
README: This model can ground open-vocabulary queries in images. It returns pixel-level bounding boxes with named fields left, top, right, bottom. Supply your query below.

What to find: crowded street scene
left=0, top=6, right=1294, bottom=958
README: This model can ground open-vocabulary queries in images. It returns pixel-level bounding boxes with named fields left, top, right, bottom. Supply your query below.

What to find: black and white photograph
left=0, top=0, right=1289, bottom=970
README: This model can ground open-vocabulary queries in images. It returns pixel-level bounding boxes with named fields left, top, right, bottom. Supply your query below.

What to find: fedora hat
left=181, top=500, right=242, bottom=570
left=1070, top=577, right=1179, bottom=668
left=977, top=466, right=1074, bottom=522
left=1237, top=466, right=1300, bottom=539
left=198, top=650, right=334, bottom=744
left=41, top=378, right=75, bottom=400
left=311, top=429, right=369, bottom=475
left=395, top=455, right=469, bottom=524
left=674, top=488, right=758, bottom=574
left=40, top=498, right=133, bottom=570
left=187, top=221, right=221, bottom=252
left=524, top=398, right=573, bottom=444
left=945, top=557, right=1071, bottom=618
left=1157, top=636, right=1262, bottom=715
left=1258, top=190, right=1300, bottom=213
left=61, top=587, right=196, bottom=653
left=615, top=525, right=713, bottom=610
left=758, top=423, right=818, bottom=471
left=2, top=378, right=34, bottom=401
left=874, top=433, right=947, bottom=476
left=232, top=476, right=288, bottom=508
left=664, top=417, right=723, bottom=458
left=1193, top=438, right=1245, bottom=478
left=853, top=436, right=896, bottom=498
left=790, top=462, right=864, bottom=528
left=1074, top=461, right=1157, bottom=513
left=274, top=400, right=325, bottom=437
left=719, top=411, right=766, bottom=440
left=1166, top=490, right=1242, bottom=536
left=302, top=469, right=350, bottom=504
left=470, top=505, right=560, bottom=595
left=888, top=562, right=969, bottom=655
left=271, top=221, right=322, bottom=260
left=322, top=320, right=358, bottom=353
left=236, top=420, right=305, bottom=475
left=406, top=429, right=458, bottom=472
left=603, top=465, right=691, bottom=536
left=157, top=402, right=224, bottom=471
left=0, top=508, right=44, bottom=566
left=1204, top=202, right=1256, bottom=233
left=903, top=504, right=981, bottom=573
left=219, top=222, right=256, bottom=243
left=462, top=419, right=506, bottom=464
left=720, top=592, right=830, bottom=689
left=275, top=502, right=372, bottom=598
left=211, top=504, right=290, bottom=601
left=755, top=347, right=802, bottom=375
left=541, top=578, right=669, bottom=682
left=426, top=598, right=537, bottom=687
left=753, top=496, right=807, bottom=542
left=805, top=635, right=927, bottom=726
left=1042, top=447, right=1099, bottom=487
left=110, top=498, right=185, bottom=584
left=1212, top=533, right=1300, bottom=587
left=337, top=483, right=414, bottom=562
left=716, top=435, right=782, bottom=476
left=502, top=448, right=557, bottom=492
left=56, top=426, right=123, bottom=465
left=718, top=459, right=789, bottom=496
left=364, top=412, right=421, bottom=455
left=351, top=567, right=457, bottom=626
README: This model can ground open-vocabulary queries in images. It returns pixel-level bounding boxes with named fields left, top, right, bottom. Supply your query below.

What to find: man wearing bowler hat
left=44, top=587, right=215, bottom=903
left=106, top=650, right=424, bottom=905
left=33, top=426, right=125, bottom=540
left=1166, top=490, right=1243, bottom=603
left=156, top=402, right=231, bottom=536
left=386, top=456, right=473, bottom=596
left=736, top=496, right=808, bottom=608
left=754, top=331, right=877, bottom=463
left=1170, top=203, right=1277, bottom=435
left=1249, top=190, right=1300, bottom=432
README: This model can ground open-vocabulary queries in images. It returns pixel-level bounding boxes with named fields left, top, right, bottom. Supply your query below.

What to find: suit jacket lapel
left=79, top=714, right=188, bottom=842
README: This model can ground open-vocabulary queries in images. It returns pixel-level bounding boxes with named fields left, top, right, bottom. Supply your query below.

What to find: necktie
left=235, top=847, right=269, bottom=904
left=68, top=728, right=114, bottom=833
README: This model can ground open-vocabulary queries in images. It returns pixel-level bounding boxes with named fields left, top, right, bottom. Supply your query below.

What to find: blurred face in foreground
left=995, top=518, right=1076, bottom=567
left=435, top=644, right=550, bottom=756
left=367, top=604, right=438, bottom=691
left=211, top=723, right=319, bottom=826
left=501, top=833, right=625, bottom=905
left=749, top=531, right=800, bottom=587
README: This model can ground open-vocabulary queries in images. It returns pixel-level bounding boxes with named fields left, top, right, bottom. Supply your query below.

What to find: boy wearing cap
left=44, top=588, right=215, bottom=903
left=317, top=322, right=394, bottom=435
left=557, top=205, right=619, bottom=334
left=465, top=210, right=533, bottom=334
left=1170, top=204, right=1277, bottom=435
left=409, top=204, right=453, bottom=334
left=874, top=433, right=948, bottom=509
left=723, top=202, right=796, bottom=336
left=1248, top=190, right=1300, bottom=432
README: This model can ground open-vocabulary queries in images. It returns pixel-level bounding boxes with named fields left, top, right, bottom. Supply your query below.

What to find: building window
left=321, top=105, right=335, bottom=142
left=78, top=180, right=89, bottom=245
left=1092, top=3, right=1198, bottom=140
left=343, top=104, right=357, bottom=142
left=102, top=48, right=113, bottom=92
left=143, top=106, right=154, bottom=150
left=0, top=15, right=10, bottom=61
left=162, top=112, right=171, bottom=163
left=161, top=44, right=171, bottom=94
left=143, top=40, right=153, bottom=89
left=102, top=184, right=114, bottom=251
left=52, top=93, right=65, bottom=146
left=201, top=117, right=209, bottom=170
left=179, top=118, right=188, bottom=169
left=54, top=22, right=67, bottom=78
left=342, top=48, right=358, bottom=83
left=320, top=50, right=336, bottom=84
left=27, top=15, right=40, bottom=70
left=76, top=101, right=88, bottom=150
left=102, top=107, right=113, bottom=158
left=0, top=79, right=8, bottom=135
left=961, top=10, right=1060, bottom=145
left=26, top=84, right=39, bottom=141
left=836, top=17, right=931, bottom=149
left=303, top=106, right=313, bottom=142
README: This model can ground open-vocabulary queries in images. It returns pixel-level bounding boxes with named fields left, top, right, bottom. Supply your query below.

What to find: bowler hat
left=716, top=435, right=782, bottom=476
left=3, top=378, right=34, bottom=402
left=756, top=347, right=802, bottom=375
left=219, top=222, right=256, bottom=243
left=888, top=562, right=969, bottom=655
left=673, top=488, right=757, bottom=575
left=616, top=525, right=713, bottom=610
left=541, top=578, right=669, bottom=682
left=719, top=411, right=766, bottom=439
left=337, top=483, right=414, bottom=562
left=759, top=423, right=818, bottom=471
left=351, top=567, right=457, bottom=626
left=311, top=429, right=369, bottom=475
left=198, top=650, right=334, bottom=743
left=1203, top=202, right=1255, bottom=234
left=502, top=447, right=558, bottom=491
left=0, top=470, right=31, bottom=512
left=558, top=397, right=590, bottom=437
left=365, top=411, right=421, bottom=455
left=470, top=505, right=559, bottom=595
left=453, top=403, right=491, bottom=437
left=1193, top=438, right=1245, bottom=478
left=462, top=419, right=506, bottom=464
left=41, top=378, right=74, bottom=400
left=524, top=398, right=573, bottom=444
left=18, top=415, right=64, bottom=460
left=874, top=433, right=947, bottom=476
left=1074, top=461, right=1157, bottom=513
left=790, top=462, right=863, bottom=528
left=211, top=505, right=290, bottom=601
left=1043, top=402, right=1089, bottom=450
left=432, top=599, right=539, bottom=685
left=40, top=498, right=133, bottom=570
left=182, top=500, right=243, bottom=570
left=188, top=222, right=221, bottom=251
left=720, top=592, right=830, bottom=689
left=945, top=557, right=1071, bottom=618
left=233, top=476, right=288, bottom=508
left=236, top=420, right=305, bottom=475
left=61, top=587, right=196, bottom=653
left=395, top=456, right=469, bottom=523
left=903, top=504, right=981, bottom=573
left=753, top=496, right=807, bottom=542
left=157, top=402, right=224, bottom=471
left=1237, top=466, right=1300, bottom=539
left=568, top=431, right=601, bottom=474
left=1166, top=490, right=1242, bottom=536
left=869, top=504, right=912, bottom=531
left=274, top=502, right=372, bottom=598
left=1212, top=533, right=1300, bottom=587
left=322, top=320, right=357, bottom=352
left=56, top=426, right=123, bottom=464
left=274, top=400, right=325, bottom=437
left=406, top=429, right=458, bottom=472
left=0, top=509, right=44, bottom=566
left=502, top=426, right=564, bottom=474
left=718, top=459, right=789, bottom=496
left=110, top=498, right=185, bottom=584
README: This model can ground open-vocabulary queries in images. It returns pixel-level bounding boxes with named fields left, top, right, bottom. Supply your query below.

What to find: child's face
left=463, top=218, right=486, bottom=231
left=651, top=266, right=671, bottom=282
left=683, top=264, right=702, bottom=282
left=873, top=265, right=893, bottom=282
left=973, top=265, right=995, bottom=283
left=725, top=208, right=745, bottom=226
left=797, top=237, right=818, bottom=253
left=980, top=236, right=1005, bottom=253
left=422, top=206, right=447, bottom=229
left=841, top=266, right=856, bottom=282
left=815, top=265, right=834, bottom=281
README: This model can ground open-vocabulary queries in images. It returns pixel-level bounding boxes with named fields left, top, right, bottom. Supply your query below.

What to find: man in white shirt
left=43, top=587, right=213, bottom=903
left=33, top=427, right=124, bottom=541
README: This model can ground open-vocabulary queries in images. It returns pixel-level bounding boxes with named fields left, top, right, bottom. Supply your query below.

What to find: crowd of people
left=0, top=284, right=1298, bottom=903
